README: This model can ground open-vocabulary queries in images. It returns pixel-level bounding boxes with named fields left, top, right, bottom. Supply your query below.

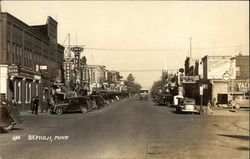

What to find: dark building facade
left=0, top=12, right=64, bottom=110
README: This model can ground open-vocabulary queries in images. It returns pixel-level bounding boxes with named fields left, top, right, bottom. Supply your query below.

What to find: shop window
left=25, top=82, right=29, bottom=103
left=36, top=83, right=39, bottom=97
left=13, top=80, right=17, bottom=102
left=18, top=81, right=21, bottom=103
left=29, top=83, right=32, bottom=103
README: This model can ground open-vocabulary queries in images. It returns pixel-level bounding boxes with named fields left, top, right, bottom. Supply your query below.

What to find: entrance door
left=217, top=94, right=228, bottom=104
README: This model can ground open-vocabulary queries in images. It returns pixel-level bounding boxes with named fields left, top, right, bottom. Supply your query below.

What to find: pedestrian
left=30, top=97, right=35, bottom=114
left=212, top=97, right=216, bottom=107
left=47, top=98, right=51, bottom=112
left=206, top=100, right=213, bottom=114
left=33, top=96, right=39, bottom=115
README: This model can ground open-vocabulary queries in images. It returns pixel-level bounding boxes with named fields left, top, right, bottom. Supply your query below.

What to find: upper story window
left=236, top=67, right=240, bottom=76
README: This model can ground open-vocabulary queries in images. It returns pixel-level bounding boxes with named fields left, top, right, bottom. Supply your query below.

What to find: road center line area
left=0, top=96, right=249, bottom=159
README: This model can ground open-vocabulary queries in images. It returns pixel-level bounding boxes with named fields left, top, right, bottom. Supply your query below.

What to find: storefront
left=6, top=64, right=44, bottom=110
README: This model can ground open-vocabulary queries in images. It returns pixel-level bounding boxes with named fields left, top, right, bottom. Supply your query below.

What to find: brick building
left=0, top=12, right=64, bottom=110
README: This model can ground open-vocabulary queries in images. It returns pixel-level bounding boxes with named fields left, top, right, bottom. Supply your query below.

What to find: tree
left=124, top=73, right=141, bottom=93
left=127, top=73, right=135, bottom=82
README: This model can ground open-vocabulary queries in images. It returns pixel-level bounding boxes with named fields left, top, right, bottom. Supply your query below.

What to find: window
left=16, top=44, right=19, bottom=64
left=25, top=82, right=28, bottom=103
left=7, top=41, right=10, bottom=62
left=236, top=67, right=240, bottom=76
left=18, top=81, right=21, bottom=103
left=12, top=43, right=15, bottom=62
left=19, top=46, right=22, bottom=65
left=29, top=83, right=32, bottom=103
left=14, top=80, right=17, bottom=102
left=35, top=83, right=39, bottom=97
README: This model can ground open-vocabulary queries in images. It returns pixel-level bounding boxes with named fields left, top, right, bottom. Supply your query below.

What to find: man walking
left=33, top=96, right=39, bottom=115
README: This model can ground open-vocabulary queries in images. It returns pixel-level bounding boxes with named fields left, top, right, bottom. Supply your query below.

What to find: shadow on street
left=217, top=134, right=250, bottom=141
left=236, top=146, right=250, bottom=151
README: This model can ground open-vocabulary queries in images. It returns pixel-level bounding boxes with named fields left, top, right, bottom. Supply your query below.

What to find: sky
left=1, top=1, right=249, bottom=89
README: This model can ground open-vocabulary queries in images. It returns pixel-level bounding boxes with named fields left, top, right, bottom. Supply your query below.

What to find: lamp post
left=229, top=57, right=236, bottom=112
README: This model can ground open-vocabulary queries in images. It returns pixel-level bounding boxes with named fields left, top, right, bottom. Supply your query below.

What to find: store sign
left=228, top=81, right=249, bottom=93
left=40, top=65, right=48, bottom=70
left=207, top=60, right=235, bottom=80
left=222, top=72, right=231, bottom=81
left=34, top=75, right=41, bottom=80
left=71, top=47, right=84, bottom=52
left=181, top=76, right=199, bottom=83
left=8, top=64, right=19, bottom=75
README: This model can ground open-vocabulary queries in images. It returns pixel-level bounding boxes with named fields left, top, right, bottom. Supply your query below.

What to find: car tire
left=55, top=107, right=63, bottom=115
left=235, top=103, right=240, bottom=109
left=81, top=107, right=88, bottom=113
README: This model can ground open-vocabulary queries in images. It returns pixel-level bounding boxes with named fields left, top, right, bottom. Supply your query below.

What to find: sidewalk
left=20, top=109, right=51, bottom=116
left=196, top=105, right=249, bottom=116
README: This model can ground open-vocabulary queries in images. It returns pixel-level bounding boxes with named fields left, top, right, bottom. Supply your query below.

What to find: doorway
left=217, top=94, right=228, bottom=104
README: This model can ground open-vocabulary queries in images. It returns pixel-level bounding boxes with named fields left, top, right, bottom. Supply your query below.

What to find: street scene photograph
left=0, top=1, right=249, bottom=159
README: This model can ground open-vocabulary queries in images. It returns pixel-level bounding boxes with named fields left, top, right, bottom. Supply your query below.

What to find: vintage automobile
left=0, top=96, right=23, bottom=131
left=139, top=88, right=149, bottom=100
left=89, top=95, right=106, bottom=109
left=50, top=96, right=92, bottom=115
left=176, top=98, right=198, bottom=113
left=228, top=95, right=249, bottom=109
left=154, top=93, right=173, bottom=106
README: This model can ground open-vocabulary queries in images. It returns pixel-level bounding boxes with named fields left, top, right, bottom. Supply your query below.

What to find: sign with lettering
left=8, top=64, right=19, bottom=75
left=207, top=59, right=235, bottom=80
left=181, top=76, right=199, bottom=83
left=40, top=65, right=48, bottom=70
left=222, top=72, right=231, bottom=81
left=228, top=81, right=249, bottom=93
left=70, top=47, right=84, bottom=52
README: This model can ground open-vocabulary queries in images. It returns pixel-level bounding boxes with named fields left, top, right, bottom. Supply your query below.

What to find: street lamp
left=229, top=57, right=236, bottom=112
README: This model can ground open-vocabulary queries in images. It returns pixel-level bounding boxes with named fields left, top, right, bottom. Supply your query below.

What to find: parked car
left=154, top=94, right=173, bottom=106
left=228, top=95, right=249, bottom=109
left=50, top=96, right=92, bottom=115
left=89, top=95, right=105, bottom=109
left=139, top=88, right=149, bottom=100
left=176, top=98, right=198, bottom=113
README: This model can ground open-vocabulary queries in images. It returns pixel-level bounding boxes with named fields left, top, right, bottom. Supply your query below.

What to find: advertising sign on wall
left=207, top=59, right=236, bottom=80
left=228, top=81, right=249, bottom=94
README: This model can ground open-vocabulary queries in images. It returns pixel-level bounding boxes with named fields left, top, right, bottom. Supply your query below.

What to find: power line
left=79, top=44, right=248, bottom=52
left=116, top=69, right=178, bottom=72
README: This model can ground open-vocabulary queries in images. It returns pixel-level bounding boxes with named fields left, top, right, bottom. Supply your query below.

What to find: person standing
left=33, top=96, right=39, bottom=115
left=206, top=100, right=213, bottom=114
left=30, top=97, right=35, bottom=114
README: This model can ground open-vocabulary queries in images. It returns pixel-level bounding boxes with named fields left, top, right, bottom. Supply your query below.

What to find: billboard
left=207, top=58, right=236, bottom=80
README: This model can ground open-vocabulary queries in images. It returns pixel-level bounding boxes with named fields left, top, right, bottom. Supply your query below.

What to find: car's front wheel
left=81, top=107, right=88, bottom=113
left=55, top=107, right=63, bottom=115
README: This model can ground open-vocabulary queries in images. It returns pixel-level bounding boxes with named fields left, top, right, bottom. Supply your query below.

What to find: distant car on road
left=228, top=95, right=249, bottom=109
left=50, top=96, right=92, bottom=115
left=176, top=98, right=198, bottom=113
left=139, top=88, right=149, bottom=100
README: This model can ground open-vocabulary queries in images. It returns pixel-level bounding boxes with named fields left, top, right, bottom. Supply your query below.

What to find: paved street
left=0, top=96, right=249, bottom=159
